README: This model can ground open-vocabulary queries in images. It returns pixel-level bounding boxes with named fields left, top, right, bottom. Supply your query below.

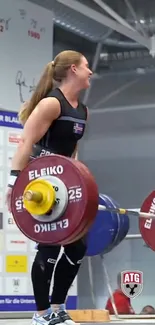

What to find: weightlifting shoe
left=32, top=311, right=64, bottom=325
left=58, top=310, right=76, bottom=325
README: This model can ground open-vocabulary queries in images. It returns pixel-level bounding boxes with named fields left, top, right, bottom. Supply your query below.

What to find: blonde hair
left=18, top=50, right=83, bottom=125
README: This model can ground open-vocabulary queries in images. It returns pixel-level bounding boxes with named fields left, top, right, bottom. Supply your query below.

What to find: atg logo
left=121, top=270, right=143, bottom=298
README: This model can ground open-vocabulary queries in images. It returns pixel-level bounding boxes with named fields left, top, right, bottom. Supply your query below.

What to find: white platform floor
left=0, top=314, right=155, bottom=324
left=0, top=319, right=155, bottom=324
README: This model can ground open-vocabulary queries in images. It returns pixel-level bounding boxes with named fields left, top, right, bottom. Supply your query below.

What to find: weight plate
left=116, top=213, right=129, bottom=245
left=101, top=194, right=121, bottom=254
left=11, top=155, right=98, bottom=245
left=139, top=190, right=155, bottom=251
left=58, top=158, right=99, bottom=245
left=86, top=193, right=118, bottom=256
left=103, top=195, right=129, bottom=250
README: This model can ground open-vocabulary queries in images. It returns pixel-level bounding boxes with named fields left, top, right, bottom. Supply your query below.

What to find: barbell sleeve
left=23, top=190, right=43, bottom=203
left=98, top=204, right=155, bottom=218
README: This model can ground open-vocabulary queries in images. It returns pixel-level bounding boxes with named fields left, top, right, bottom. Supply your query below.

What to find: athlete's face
left=71, top=56, right=93, bottom=89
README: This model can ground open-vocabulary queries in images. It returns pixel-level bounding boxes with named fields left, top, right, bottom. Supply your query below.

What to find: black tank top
left=36, top=88, right=87, bottom=157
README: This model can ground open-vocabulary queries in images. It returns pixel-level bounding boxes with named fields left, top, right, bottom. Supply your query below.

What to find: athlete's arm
left=86, top=106, right=89, bottom=120
left=72, top=143, right=78, bottom=160
left=11, top=98, right=61, bottom=171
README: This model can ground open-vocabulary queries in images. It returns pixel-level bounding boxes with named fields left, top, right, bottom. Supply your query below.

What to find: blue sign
left=0, top=110, right=77, bottom=312
left=0, top=296, right=77, bottom=311
left=0, top=110, right=23, bottom=129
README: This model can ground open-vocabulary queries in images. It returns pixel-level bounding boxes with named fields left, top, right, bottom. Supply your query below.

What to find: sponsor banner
left=6, top=213, right=19, bottom=231
left=0, top=110, right=78, bottom=311
left=0, top=151, right=3, bottom=167
left=7, top=131, right=21, bottom=147
left=0, top=212, right=3, bottom=229
left=0, top=233, right=4, bottom=252
left=0, top=192, right=4, bottom=210
left=5, top=277, right=28, bottom=294
left=0, top=111, right=22, bottom=129
left=0, top=171, right=4, bottom=188
left=0, top=295, right=77, bottom=311
left=6, top=255, right=28, bottom=273
left=0, top=256, right=3, bottom=273
left=0, top=277, right=3, bottom=294
left=0, top=129, right=4, bottom=146
left=6, top=234, right=28, bottom=252
left=7, top=151, right=15, bottom=168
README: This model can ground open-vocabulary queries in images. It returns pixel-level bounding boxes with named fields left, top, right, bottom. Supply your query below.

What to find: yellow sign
left=6, top=255, right=27, bottom=273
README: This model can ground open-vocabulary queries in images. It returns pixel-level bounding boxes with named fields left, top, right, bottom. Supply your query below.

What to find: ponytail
left=18, top=62, right=54, bottom=125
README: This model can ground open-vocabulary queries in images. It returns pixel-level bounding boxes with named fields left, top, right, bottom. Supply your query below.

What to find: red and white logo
left=7, top=132, right=21, bottom=146
left=6, top=234, right=28, bottom=252
left=121, top=270, right=143, bottom=298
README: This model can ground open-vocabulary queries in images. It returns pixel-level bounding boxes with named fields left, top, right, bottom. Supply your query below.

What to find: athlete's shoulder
left=46, top=87, right=63, bottom=100
left=80, top=102, right=89, bottom=120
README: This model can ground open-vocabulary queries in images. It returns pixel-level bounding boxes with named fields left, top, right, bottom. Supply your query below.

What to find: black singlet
left=35, top=88, right=87, bottom=157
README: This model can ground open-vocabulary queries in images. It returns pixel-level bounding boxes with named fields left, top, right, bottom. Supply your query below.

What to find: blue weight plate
left=103, top=195, right=130, bottom=250
left=86, top=194, right=119, bottom=256
left=99, top=194, right=121, bottom=254
left=115, top=213, right=130, bottom=245
left=109, top=196, right=129, bottom=246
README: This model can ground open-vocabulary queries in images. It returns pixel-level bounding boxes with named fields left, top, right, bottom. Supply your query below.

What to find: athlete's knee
left=64, top=238, right=87, bottom=265
left=32, top=246, right=60, bottom=272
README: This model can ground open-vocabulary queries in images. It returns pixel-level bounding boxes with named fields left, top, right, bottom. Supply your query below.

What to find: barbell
left=10, top=154, right=155, bottom=254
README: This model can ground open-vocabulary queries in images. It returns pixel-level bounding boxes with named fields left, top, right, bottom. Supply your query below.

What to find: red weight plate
left=11, top=155, right=98, bottom=245
left=60, top=159, right=99, bottom=244
left=139, top=191, right=155, bottom=251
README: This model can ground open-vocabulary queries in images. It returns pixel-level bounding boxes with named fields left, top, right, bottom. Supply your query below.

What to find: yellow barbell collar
left=23, top=179, right=55, bottom=215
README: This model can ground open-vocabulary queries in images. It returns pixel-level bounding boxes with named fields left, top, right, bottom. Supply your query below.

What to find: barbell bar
left=125, top=234, right=142, bottom=239
left=23, top=189, right=155, bottom=220
left=98, top=204, right=155, bottom=218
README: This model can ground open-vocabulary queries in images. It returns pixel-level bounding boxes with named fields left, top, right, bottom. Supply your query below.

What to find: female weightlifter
left=6, top=50, right=92, bottom=325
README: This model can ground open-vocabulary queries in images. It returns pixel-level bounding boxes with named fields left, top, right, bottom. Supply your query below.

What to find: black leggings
left=31, top=238, right=87, bottom=311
